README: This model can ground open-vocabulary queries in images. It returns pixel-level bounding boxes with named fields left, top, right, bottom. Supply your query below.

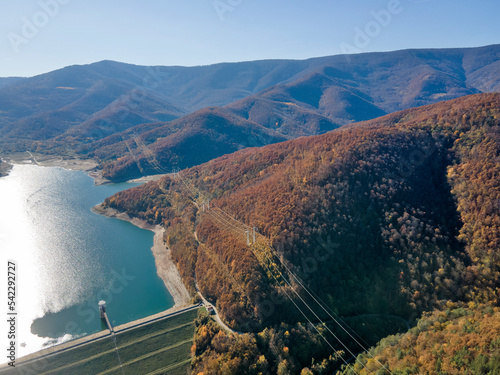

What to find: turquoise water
left=0, top=164, right=173, bottom=357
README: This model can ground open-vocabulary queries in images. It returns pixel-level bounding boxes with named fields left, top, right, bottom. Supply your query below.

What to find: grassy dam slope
left=1, top=307, right=200, bottom=375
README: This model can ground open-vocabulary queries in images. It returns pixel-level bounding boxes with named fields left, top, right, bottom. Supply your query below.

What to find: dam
left=0, top=305, right=200, bottom=375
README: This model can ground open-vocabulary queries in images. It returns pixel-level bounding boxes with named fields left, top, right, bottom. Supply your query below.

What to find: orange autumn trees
left=342, top=303, right=500, bottom=374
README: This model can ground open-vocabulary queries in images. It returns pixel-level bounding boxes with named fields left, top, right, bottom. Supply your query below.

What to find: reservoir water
left=0, top=164, right=174, bottom=358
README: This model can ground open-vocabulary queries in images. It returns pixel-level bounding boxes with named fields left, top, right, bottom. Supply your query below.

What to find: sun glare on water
left=0, top=165, right=77, bottom=358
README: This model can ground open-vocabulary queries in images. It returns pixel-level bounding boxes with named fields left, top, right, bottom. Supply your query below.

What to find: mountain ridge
left=95, top=45, right=500, bottom=180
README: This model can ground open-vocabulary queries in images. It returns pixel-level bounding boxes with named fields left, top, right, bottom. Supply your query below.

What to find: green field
left=3, top=308, right=199, bottom=375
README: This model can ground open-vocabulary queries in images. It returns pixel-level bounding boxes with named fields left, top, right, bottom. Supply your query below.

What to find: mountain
left=224, top=71, right=388, bottom=135
left=0, top=77, right=24, bottom=89
left=0, top=45, right=500, bottom=173
left=0, top=66, right=187, bottom=147
left=103, top=93, right=500, bottom=373
left=87, top=44, right=500, bottom=180
left=224, top=44, right=500, bottom=129
left=94, top=107, right=289, bottom=181
left=0, top=58, right=318, bottom=151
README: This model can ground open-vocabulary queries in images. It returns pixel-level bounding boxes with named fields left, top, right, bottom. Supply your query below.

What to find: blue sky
left=1, top=0, right=499, bottom=77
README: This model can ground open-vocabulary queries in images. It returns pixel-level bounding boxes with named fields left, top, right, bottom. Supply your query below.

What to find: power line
left=185, top=172, right=391, bottom=372
left=262, top=243, right=394, bottom=374
left=207, top=209, right=247, bottom=236
left=250, top=230, right=383, bottom=368
left=113, top=128, right=393, bottom=373
left=174, top=171, right=396, bottom=374
left=174, top=173, right=369, bottom=373
left=255, top=245, right=372, bottom=374
left=251, top=244, right=355, bottom=372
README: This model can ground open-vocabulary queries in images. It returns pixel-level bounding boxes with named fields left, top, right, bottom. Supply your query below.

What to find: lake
left=0, top=164, right=173, bottom=358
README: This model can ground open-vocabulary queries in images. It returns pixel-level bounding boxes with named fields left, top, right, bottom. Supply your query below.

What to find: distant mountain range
left=1, top=44, right=499, bottom=180
left=0, top=77, right=23, bottom=89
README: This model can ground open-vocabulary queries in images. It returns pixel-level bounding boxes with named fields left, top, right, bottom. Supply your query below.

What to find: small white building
left=98, top=300, right=106, bottom=319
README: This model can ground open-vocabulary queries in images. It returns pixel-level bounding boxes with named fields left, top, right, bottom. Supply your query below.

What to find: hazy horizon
left=1, top=0, right=499, bottom=77
left=2, top=42, right=499, bottom=79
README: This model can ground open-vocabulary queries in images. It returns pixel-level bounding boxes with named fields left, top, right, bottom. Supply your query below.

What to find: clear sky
left=0, top=0, right=499, bottom=77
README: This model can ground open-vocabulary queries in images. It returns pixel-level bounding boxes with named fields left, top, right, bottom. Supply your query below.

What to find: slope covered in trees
left=97, top=107, right=290, bottom=181
left=341, top=302, right=500, bottom=374
left=93, top=45, right=500, bottom=181
left=104, top=93, right=500, bottom=373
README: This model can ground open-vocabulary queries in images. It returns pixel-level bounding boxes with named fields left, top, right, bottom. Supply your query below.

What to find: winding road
left=194, top=278, right=238, bottom=335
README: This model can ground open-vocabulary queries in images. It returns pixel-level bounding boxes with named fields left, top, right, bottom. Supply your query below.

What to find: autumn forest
left=103, top=93, right=500, bottom=374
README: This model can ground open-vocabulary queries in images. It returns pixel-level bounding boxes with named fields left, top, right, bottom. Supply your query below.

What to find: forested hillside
left=103, top=93, right=500, bottom=373
left=96, top=107, right=290, bottom=181
left=96, top=45, right=500, bottom=181
left=342, top=303, right=500, bottom=374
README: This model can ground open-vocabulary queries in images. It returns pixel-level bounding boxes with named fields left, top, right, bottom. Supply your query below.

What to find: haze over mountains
left=1, top=44, right=500, bottom=180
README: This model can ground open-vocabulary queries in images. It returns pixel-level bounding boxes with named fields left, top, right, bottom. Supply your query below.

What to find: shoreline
left=91, top=204, right=191, bottom=308
left=3, top=158, right=187, bottom=304
left=2, top=153, right=170, bottom=186
left=3, top=153, right=112, bottom=185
